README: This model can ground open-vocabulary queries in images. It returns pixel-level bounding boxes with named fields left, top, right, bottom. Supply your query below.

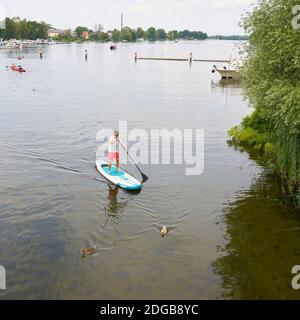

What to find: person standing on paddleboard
left=108, top=130, right=120, bottom=174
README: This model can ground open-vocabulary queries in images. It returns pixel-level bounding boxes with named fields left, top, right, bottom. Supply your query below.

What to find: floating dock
left=135, top=53, right=231, bottom=64
left=193, top=59, right=231, bottom=63
left=138, top=57, right=189, bottom=61
left=138, top=57, right=231, bottom=63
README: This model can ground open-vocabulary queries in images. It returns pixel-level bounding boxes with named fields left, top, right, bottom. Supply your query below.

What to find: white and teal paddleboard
left=95, top=160, right=142, bottom=191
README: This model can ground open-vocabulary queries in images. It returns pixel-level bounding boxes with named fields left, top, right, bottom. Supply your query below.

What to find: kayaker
left=108, top=130, right=120, bottom=174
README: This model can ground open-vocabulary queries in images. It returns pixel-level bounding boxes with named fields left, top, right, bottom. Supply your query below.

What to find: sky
left=0, top=0, right=256, bottom=35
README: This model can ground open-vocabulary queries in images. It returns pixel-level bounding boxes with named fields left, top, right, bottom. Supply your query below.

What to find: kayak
left=11, top=66, right=26, bottom=72
left=95, top=160, right=142, bottom=191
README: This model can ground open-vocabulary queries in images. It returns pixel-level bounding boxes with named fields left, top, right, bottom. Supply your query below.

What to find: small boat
left=110, top=44, right=117, bottom=50
left=212, top=58, right=242, bottom=80
left=11, top=66, right=26, bottom=73
left=95, top=160, right=142, bottom=191
left=215, top=69, right=240, bottom=80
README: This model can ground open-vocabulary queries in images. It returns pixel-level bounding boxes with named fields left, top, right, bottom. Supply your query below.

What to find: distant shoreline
left=0, top=38, right=248, bottom=50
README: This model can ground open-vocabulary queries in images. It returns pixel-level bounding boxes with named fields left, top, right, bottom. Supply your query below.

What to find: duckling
left=161, top=226, right=168, bottom=237
left=80, top=245, right=97, bottom=258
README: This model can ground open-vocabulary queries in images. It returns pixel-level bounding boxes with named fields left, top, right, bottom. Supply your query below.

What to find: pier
left=138, top=57, right=189, bottom=61
left=135, top=53, right=231, bottom=64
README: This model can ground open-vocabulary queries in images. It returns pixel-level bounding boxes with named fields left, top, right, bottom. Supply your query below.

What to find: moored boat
left=215, top=69, right=240, bottom=80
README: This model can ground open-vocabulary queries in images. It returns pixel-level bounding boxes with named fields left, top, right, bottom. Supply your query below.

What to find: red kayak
left=11, top=66, right=26, bottom=73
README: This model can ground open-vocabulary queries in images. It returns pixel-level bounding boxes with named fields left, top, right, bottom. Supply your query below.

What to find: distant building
left=82, top=31, right=89, bottom=40
left=48, top=29, right=66, bottom=38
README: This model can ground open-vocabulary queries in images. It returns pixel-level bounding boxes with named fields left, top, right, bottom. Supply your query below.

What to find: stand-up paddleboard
left=95, top=160, right=142, bottom=191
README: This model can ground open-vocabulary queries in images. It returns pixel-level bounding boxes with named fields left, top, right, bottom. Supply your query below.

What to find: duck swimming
left=161, top=226, right=168, bottom=237
left=80, top=245, right=97, bottom=258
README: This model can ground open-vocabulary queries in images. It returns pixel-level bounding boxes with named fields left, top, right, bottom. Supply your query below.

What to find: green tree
left=112, top=29, right=121, bottom=42
left=147, top=27, right=157, bottom=41
left=136, top=27, right=145, bottom=39
left=0, top=17, right=49, bottom=40
left=37, top=21, right=50, bottom=39
left=167, top=30, right=178, bottom=41
left=120, top=26, right=133, bottom=42
left=179, top=29, right=191, bottom=39
left=99, top=32, right=109, bottom=42
left=157, top=28, right=166, bottom=40
left=2, top=18, right=17, bottom=39
left=241, top=0, right=300, bottom=194
left=75, top=26, right=89, bottom=38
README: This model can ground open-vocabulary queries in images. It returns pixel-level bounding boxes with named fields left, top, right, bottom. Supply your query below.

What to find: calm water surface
left=1, top=41, right=300, bottom=299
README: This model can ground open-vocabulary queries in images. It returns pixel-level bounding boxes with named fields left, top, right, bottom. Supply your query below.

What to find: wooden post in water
left=134, top=52, right=138, bottom=62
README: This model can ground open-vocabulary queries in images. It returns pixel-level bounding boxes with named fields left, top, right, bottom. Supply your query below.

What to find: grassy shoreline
left=228, top=110, right=300, bottom=206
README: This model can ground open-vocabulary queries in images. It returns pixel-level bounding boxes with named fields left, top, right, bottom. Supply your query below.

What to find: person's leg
left=108, top=153, right=112, bottom=174
left=116, top=153, right=120, bottom=172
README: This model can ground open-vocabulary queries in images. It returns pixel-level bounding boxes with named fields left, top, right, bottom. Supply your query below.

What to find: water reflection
left=211, top=79, right=242, bottom=91
left=213, top=171, right=300, bottom=299
left=105, top=185, right=120, bottom=216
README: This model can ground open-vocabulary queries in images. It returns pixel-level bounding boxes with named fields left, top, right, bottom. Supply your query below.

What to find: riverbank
left=228, top=0, right=300, bottom=207
left=228, top=110, right=300, bottom=206
left=0, top=39, right=56, bottom=49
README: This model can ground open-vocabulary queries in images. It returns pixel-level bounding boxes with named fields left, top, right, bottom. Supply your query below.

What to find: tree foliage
left=75, top=26, right=89, bottom=38
left=242, top=0, right=300, bottom=189
left=112, top=29, right=121, bottom=42
left=0, top=16, right=208, bottom=43
left=0, top=17, right=50, bottom=40
left=147, top=27, right=157, bottom=41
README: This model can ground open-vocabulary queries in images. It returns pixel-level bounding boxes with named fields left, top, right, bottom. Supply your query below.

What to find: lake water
left=1, top=41, right=300, bottom=299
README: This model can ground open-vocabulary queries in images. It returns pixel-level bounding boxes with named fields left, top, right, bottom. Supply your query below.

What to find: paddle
left=119, top=140, right=149, bottom=184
